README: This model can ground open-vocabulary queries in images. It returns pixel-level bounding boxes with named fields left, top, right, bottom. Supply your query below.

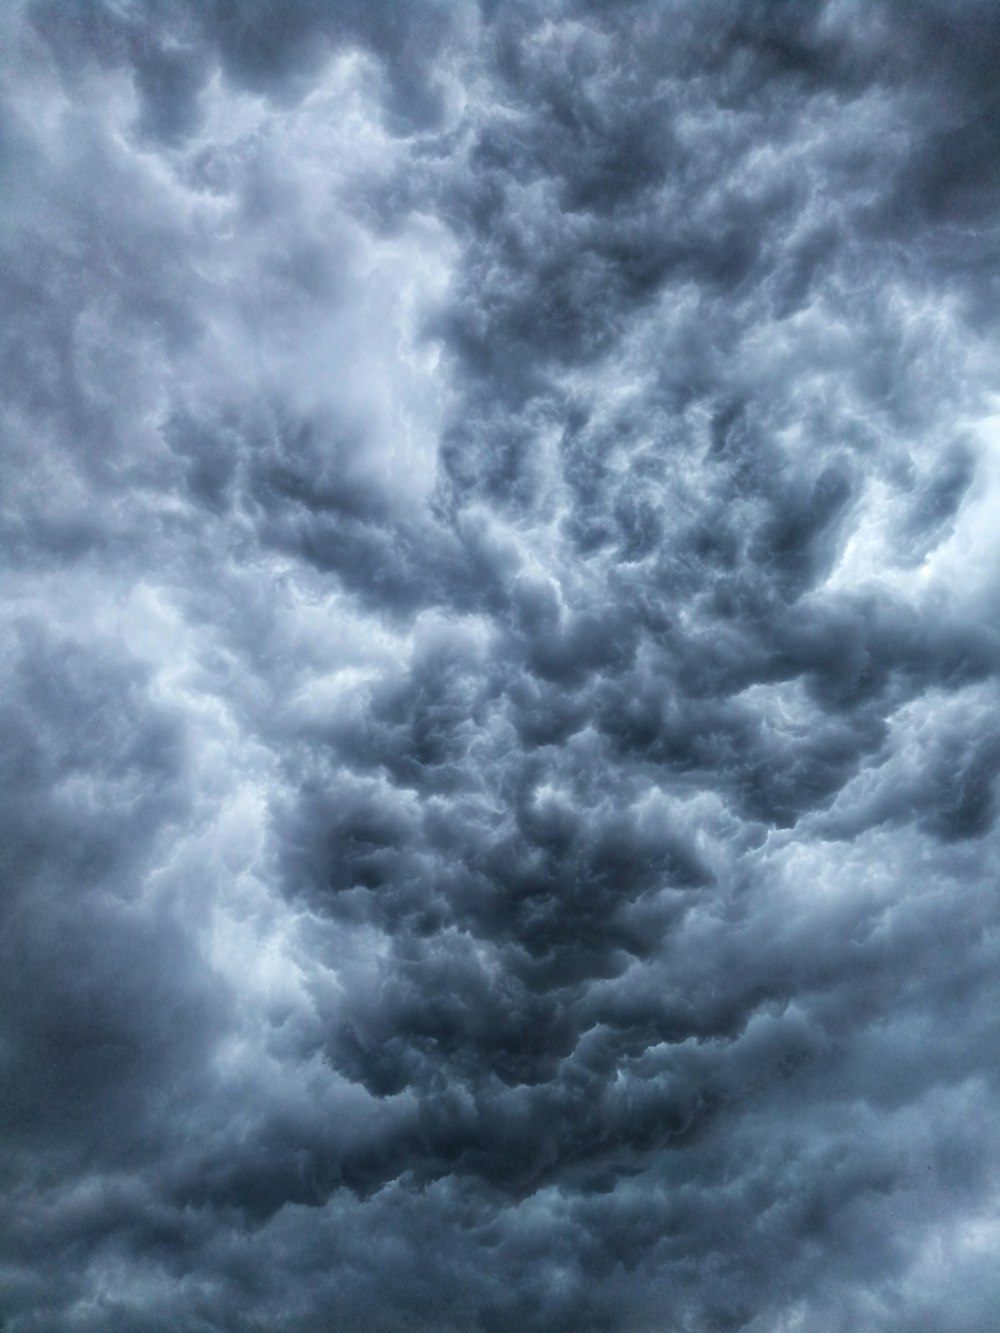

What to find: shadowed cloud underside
left=2, top=2, right=1000, bottom=1330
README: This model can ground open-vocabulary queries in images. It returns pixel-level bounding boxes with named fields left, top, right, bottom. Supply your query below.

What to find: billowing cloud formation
left=3, top=1, right=1000, bottom=1329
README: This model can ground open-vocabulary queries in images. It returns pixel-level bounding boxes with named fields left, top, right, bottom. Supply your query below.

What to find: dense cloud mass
left=2, top=1, right=1000, bottom=1328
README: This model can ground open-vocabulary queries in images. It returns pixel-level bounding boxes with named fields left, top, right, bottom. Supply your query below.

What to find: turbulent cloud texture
left=3, top=2, right=1000, bottom=1329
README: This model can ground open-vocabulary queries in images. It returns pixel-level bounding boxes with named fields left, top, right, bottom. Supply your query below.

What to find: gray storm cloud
left=2, top=2, right=1000, bottom=1330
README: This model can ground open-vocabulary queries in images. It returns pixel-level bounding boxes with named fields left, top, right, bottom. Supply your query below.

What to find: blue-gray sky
left=2, top=3, right=1000, bottom=1329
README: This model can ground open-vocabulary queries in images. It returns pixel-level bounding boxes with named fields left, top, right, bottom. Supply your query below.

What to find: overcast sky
left=2, top=2, right=1000, bottom=1330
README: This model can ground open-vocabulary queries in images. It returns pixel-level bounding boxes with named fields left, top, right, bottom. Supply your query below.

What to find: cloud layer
left=3, top=2, right=1000, bottom=1329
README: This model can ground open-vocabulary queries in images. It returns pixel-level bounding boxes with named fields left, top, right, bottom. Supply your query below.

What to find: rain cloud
left=2, top=2, right=1000, bottom=1329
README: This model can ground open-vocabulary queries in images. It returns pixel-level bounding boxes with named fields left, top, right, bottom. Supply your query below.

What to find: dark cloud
left=3, top=0, right=1000, bottom=1329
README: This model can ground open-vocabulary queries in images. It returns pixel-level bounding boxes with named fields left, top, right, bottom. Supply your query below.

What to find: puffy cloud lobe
left=2, top=0, right=1000, bottom=1329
